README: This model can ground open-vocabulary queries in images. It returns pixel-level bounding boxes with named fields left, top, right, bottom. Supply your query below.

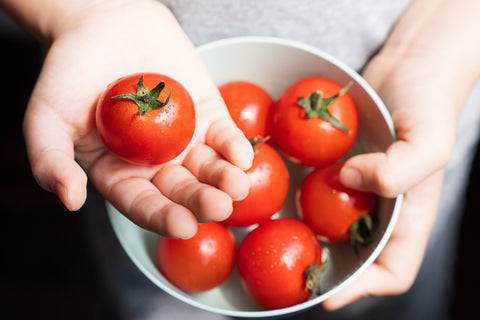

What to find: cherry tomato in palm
left=237, top=218, right=324, bottom=310
left=219, top=80, right=274, bottom=140
left=156, top=222, right=236, bottom=293
left=271, top=77, right=358, bottom=167
left=222, top=137, right=289, bottom=227
left=296, top=163, right=377, bottom=244
left=96, top=73, right=196, bottom=165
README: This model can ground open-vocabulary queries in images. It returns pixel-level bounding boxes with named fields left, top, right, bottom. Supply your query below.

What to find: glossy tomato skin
left=237, top=218, right=322, bottom=310
left=222, top=143, right=289, bottom=227
left=297, top=163, right=377, bottom=242
left=156, top=222, right=236, bottom=293
left=219, top=81, right=274, bottom=140
left=96, top=73, right=195, bottom=165
left=271, top=77, right=358, bottom=167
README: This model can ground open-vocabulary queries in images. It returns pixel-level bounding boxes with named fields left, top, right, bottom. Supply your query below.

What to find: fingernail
left=179, top=222, right=198, bottom=239
left=340, top=167, right=364, bottom=190
left=214, top=205, right=233, bottom=222
left=232, top=189, right=249, bottom=201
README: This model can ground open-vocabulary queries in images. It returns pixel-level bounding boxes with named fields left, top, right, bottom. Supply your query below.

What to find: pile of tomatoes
left=95, top=73, right=377, bottom=310
left=156, top=78, right=377, bottom=310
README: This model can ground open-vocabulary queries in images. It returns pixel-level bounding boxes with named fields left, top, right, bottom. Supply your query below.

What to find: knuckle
left=391, top=276, right=415, bottom=295
left=430, top=139, right=453, bottom=168
left=371, top=167, right=399, bottom=198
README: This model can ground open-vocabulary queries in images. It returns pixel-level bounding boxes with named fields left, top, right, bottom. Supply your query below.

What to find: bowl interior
left=106, top=37, right=402, bottom=318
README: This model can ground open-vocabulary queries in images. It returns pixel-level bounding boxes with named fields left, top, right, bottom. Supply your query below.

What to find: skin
left=325, top=0, right=480, bottom=310
left=1, top=0, right=253, bottom=239
left=2, top=0, right=480, bottom=310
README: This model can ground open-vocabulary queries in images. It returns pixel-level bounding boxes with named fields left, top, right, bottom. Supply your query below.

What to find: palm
left=23, top=3, right=252, bottom=239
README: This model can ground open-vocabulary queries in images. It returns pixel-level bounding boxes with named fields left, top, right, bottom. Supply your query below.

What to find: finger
left=340, top=134, right=451, bottom=198
left=322, top=265, right=397, bottom=310
left=183, top=144, right=250, bottom=200
left=323, top=229, right=423, bottom=311
left=31, top=149, right=87, bottom=211
left=87, top=153, right=199, bottom=238
left=347, top=57, right=457, bottom=197
left=205, top=118, right=254, bottom=171
left=23, top=107, right=87, bottom=211
left=339, top=100, right=455, bottom=197
left=107, top=176, right=198, bottom=239
left=323, top=227, right=421, bottom=311
left=152, top=164, right=233, bottom=222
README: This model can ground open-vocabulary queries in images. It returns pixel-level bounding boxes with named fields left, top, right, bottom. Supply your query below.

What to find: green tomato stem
left=248, top=136, right=270, bottom=155
left=350, top=215, right=377, bottom=251
left=113, top=75, right=172, bottom=116
left=296, top=82, right=353, bottom=133
left=305, top=246, right=329, bottom=296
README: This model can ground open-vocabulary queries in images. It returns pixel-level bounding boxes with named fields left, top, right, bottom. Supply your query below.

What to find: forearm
left=345, top=0, right=480, bottom=197
left=380, top=0, right=480, bottom=92
left=1, top=0, right=72, bottom=43
left=0, top=0, right=152, bottom=45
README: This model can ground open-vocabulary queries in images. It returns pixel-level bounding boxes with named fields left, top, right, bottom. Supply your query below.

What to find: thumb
left=344, top=54, right=458, bottom=198
left=339, top=134, right=452, bottom=198
left=23, top=106, right=87, bottom=211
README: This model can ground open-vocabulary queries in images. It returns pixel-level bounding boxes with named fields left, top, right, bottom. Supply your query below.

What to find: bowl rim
left=199, top=36, right=395, bottom=135
left=108, top=36, right=404, bottom=318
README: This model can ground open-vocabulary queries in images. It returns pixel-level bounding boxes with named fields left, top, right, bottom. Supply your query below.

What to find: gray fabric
left=161, top=0, right=411, bottom=71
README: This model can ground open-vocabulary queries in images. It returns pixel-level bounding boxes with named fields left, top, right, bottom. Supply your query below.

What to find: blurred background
left=0, top=10, right=478, bottom=320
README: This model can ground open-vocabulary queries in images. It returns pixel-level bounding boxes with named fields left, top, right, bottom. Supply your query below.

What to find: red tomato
left=96, top=73, right=196, bottom=165
left=156, top=222, right=236, bottom=293
left=297, top=163, right=377, bottom=244
left=271, top=77, right=358, bottom=167
left=237, top=218, right=323, bottom=310
left=222, top=138, right=289, bottom=227
left=219, top=80, right=274, bottom=140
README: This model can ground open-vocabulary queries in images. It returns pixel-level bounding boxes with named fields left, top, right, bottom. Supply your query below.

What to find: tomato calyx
left=296, top=82, right=353, bottom=133
left=248, top=136, right=270, bottom=155
left=350, top=215, right=377, bottom=249
left=113, top=75, right=172, bottom=116
left=305, top=247, right=329, bottom=296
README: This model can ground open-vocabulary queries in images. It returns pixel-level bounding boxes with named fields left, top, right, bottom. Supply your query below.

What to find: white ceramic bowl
left=106, top=36, right=403, bottom=318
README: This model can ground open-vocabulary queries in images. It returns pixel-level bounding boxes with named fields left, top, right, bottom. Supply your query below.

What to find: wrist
left=379, top=0, right=480, bottom=88
left=0, top=0, right=156, bottom=45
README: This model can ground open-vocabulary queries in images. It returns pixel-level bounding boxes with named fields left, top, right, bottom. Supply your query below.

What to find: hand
left=321, top=0, right=480, bottom=308
left=22, top=0, right=253, bottom=239
left=322, top=38, right=461, bottom=311
left=323, top=169, right=444, bottom=309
